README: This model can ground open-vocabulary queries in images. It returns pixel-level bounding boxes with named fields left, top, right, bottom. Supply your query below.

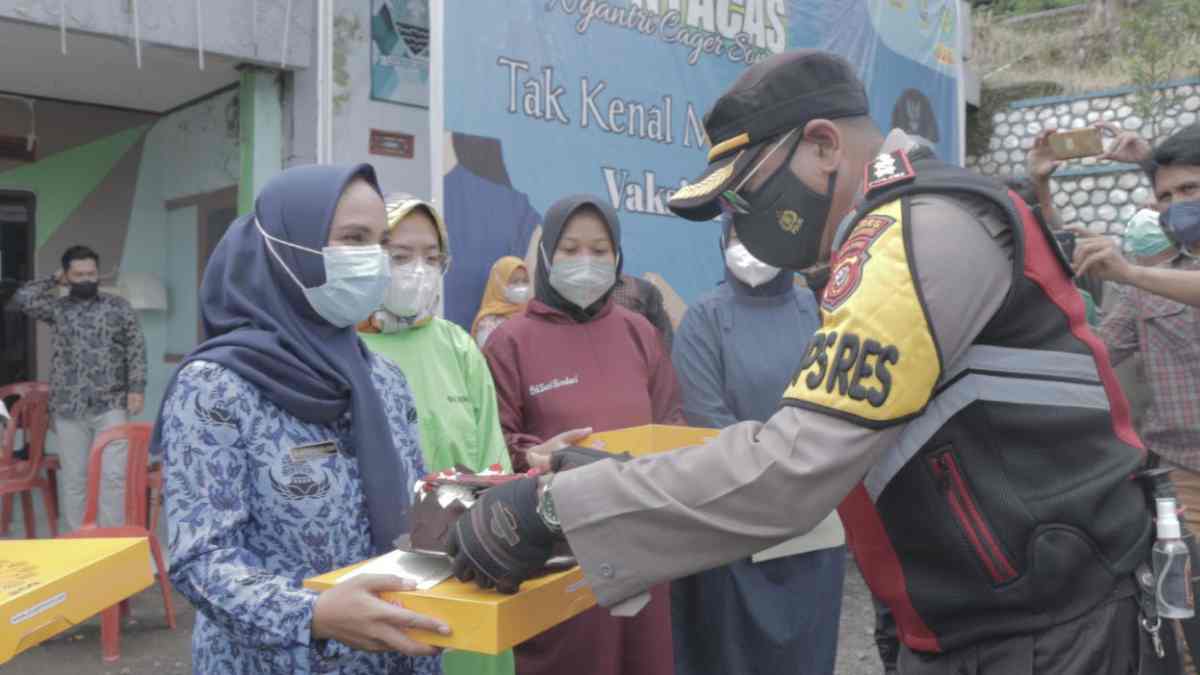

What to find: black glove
left=447, top=476, right=560, bottom=594
left=550, top=445, right=632, bottom=473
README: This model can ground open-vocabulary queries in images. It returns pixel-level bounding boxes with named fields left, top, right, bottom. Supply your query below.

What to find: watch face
left=538, top=483, right=562, bottom=530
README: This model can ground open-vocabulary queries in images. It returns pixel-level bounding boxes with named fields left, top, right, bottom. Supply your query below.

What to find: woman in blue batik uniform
left=156, top=164, right=448, bottom=674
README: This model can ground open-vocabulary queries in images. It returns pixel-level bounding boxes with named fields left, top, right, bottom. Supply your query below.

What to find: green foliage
left=1120, top=0, right=1200, bottom=140
left=972, top=0, right=1080, bottom=16
left=333, top=13, right=364, bottom=114
left=967, top=81, right=1063, bottom=157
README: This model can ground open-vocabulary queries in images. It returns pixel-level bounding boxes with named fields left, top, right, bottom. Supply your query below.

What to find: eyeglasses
left=389, top=251, right=451, bottom=272
left=716, top=128, right=800, bottom=216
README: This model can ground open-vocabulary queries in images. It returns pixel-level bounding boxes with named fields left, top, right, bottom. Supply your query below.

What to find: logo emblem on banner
left=822, top=214, right=896, bottom=311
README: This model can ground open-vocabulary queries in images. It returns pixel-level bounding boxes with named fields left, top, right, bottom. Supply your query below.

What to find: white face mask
left=725, top=242, right=782, bottom=288
left=544, top=245, right=619, bottom=310
left=503, top=283, right=532, bottom=304
left=257, top=219, right=391, bottom=328
left=381, top=260, right=442, bottom=330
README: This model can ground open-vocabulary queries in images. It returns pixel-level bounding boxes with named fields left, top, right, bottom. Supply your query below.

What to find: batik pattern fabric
left=161, top=358, right=439, bottom=675
left=11, top=275, right=147, bottom=417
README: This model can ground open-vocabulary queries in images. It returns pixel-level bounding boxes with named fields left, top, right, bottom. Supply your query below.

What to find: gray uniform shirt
left=555, top=131, right=1016, bottom=611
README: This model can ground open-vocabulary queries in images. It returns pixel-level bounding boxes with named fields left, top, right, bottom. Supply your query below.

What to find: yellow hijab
left=471, top=256, right=528, bottom=337
left=358, top=194, right=448, bottom=334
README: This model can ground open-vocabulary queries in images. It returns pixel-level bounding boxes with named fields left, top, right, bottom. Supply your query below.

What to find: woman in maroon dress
left=482, top=194, right=683, bottom=675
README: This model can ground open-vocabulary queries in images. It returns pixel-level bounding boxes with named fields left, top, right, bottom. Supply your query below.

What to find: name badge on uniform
left=288, top=440, right=338, bottom=462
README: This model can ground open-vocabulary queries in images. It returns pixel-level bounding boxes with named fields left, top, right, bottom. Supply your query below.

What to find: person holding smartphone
left=1025, top=127, right=1114, bottom=310
left=1065, top=123, right=1200, bottom=308
left=1067, top=122, right=1200, bottom=673
left=1029, top=121, right=1200, bottom=309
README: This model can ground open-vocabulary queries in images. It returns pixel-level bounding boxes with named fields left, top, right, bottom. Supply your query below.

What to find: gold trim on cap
left=670, top=157, right=739, bottom=203
left=707, top=132, right=750, bottom=162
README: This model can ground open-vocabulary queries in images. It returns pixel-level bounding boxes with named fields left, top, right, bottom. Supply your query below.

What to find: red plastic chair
left=146, top=461, right=164, bottom=536
left=0, top=382, right=54, bottom=533
left=0, top=385, right=58, bottom=538
left=60, top=423, right=176, bottom=662
left=0, top=381, right=50, bottom=401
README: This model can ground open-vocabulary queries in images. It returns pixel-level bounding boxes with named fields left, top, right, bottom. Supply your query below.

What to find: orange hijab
left=471, top=256, right=528, bottom=336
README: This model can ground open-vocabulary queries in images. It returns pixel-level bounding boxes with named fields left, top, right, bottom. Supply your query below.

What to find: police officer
left=449, top=50, right=1158, bottom=674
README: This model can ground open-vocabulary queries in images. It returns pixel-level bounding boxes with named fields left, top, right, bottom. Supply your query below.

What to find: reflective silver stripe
left=940, top=345, right=1100, bottom=387
left=864, top=374, right=1110, bottom=501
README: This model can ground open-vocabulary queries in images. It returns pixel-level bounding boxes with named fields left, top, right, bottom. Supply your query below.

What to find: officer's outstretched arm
left=554, top=194, right=1014, bottom=608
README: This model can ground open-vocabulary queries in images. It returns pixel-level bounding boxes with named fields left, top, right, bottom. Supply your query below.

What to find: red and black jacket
left=836, top=154, right=1152, bottom=653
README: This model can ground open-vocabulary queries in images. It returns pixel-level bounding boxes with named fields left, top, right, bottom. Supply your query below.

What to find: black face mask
left=68, top=281, right=99, bottom=300
left=728, top=136, right=838, bottom=271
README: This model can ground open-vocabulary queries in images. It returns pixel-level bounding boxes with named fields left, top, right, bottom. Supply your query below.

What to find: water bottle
left=1153, top=497, right=1195, bottom=619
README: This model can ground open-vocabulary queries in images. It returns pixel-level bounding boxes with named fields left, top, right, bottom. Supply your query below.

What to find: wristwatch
left=536, top=475, right=562, bottom=534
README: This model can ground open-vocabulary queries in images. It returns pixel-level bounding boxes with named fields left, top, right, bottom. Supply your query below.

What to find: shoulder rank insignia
left=864, top=149, right=916, bottom=195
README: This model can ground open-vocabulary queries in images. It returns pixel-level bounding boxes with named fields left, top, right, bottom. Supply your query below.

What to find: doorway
left=163, top=186, right=236, bottom=361
left=0, top=191, right=35, bottom=386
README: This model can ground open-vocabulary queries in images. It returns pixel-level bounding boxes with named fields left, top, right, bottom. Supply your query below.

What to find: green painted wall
left=165, top=205, right=199, bottom=356
left=2, top=85, right=279, bottom=422
left=0, top=125, right=149, bottom=248
left=239, top=67, right=283, bottom=215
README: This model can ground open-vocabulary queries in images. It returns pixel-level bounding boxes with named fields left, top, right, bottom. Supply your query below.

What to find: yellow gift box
left=580, top=423, right=719, bottom=458
left=304, top=562, right=595, bottom=655
left=0, top=537, right=153, bottom=664
left=304, top=424, right=717, bottom=654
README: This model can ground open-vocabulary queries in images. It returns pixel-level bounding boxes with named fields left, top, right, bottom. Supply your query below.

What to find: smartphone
left=1049, top=128, right=1104, bottom=160
left=1054, top=231, right=1077, bottom=262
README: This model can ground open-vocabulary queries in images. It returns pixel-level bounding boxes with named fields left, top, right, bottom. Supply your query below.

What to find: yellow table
left=0, top=537, right=152, bottom=664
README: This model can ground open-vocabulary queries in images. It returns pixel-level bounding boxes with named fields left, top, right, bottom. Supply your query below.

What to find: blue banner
left=440, top=0, right=960, bottom=329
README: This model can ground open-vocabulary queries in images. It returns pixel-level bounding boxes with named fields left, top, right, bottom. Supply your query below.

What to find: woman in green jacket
left=358, top=194, right=513, bottom=675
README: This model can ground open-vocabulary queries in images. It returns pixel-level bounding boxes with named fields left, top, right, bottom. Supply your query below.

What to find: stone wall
left=966, top=81, right=1200, bottom=234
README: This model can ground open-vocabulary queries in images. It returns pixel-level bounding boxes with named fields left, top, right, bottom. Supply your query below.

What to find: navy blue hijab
left=152, top=163, right=408, bottom=553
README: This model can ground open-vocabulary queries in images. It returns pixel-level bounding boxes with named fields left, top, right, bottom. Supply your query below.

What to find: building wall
left=123, top=90, right=241, bottom=418
left=291, top=0, right=431, bottom=198
left=0, top=90, right=240, bottom=422
left=3, top=0, right=432, bottom=417
left=0, top=99, right=154, bottom=403
left=967, top=81, right=1200, bottom=234
left=0, top=0, right=312, bottom=68
left=0, top=101, right=154, bottom=264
